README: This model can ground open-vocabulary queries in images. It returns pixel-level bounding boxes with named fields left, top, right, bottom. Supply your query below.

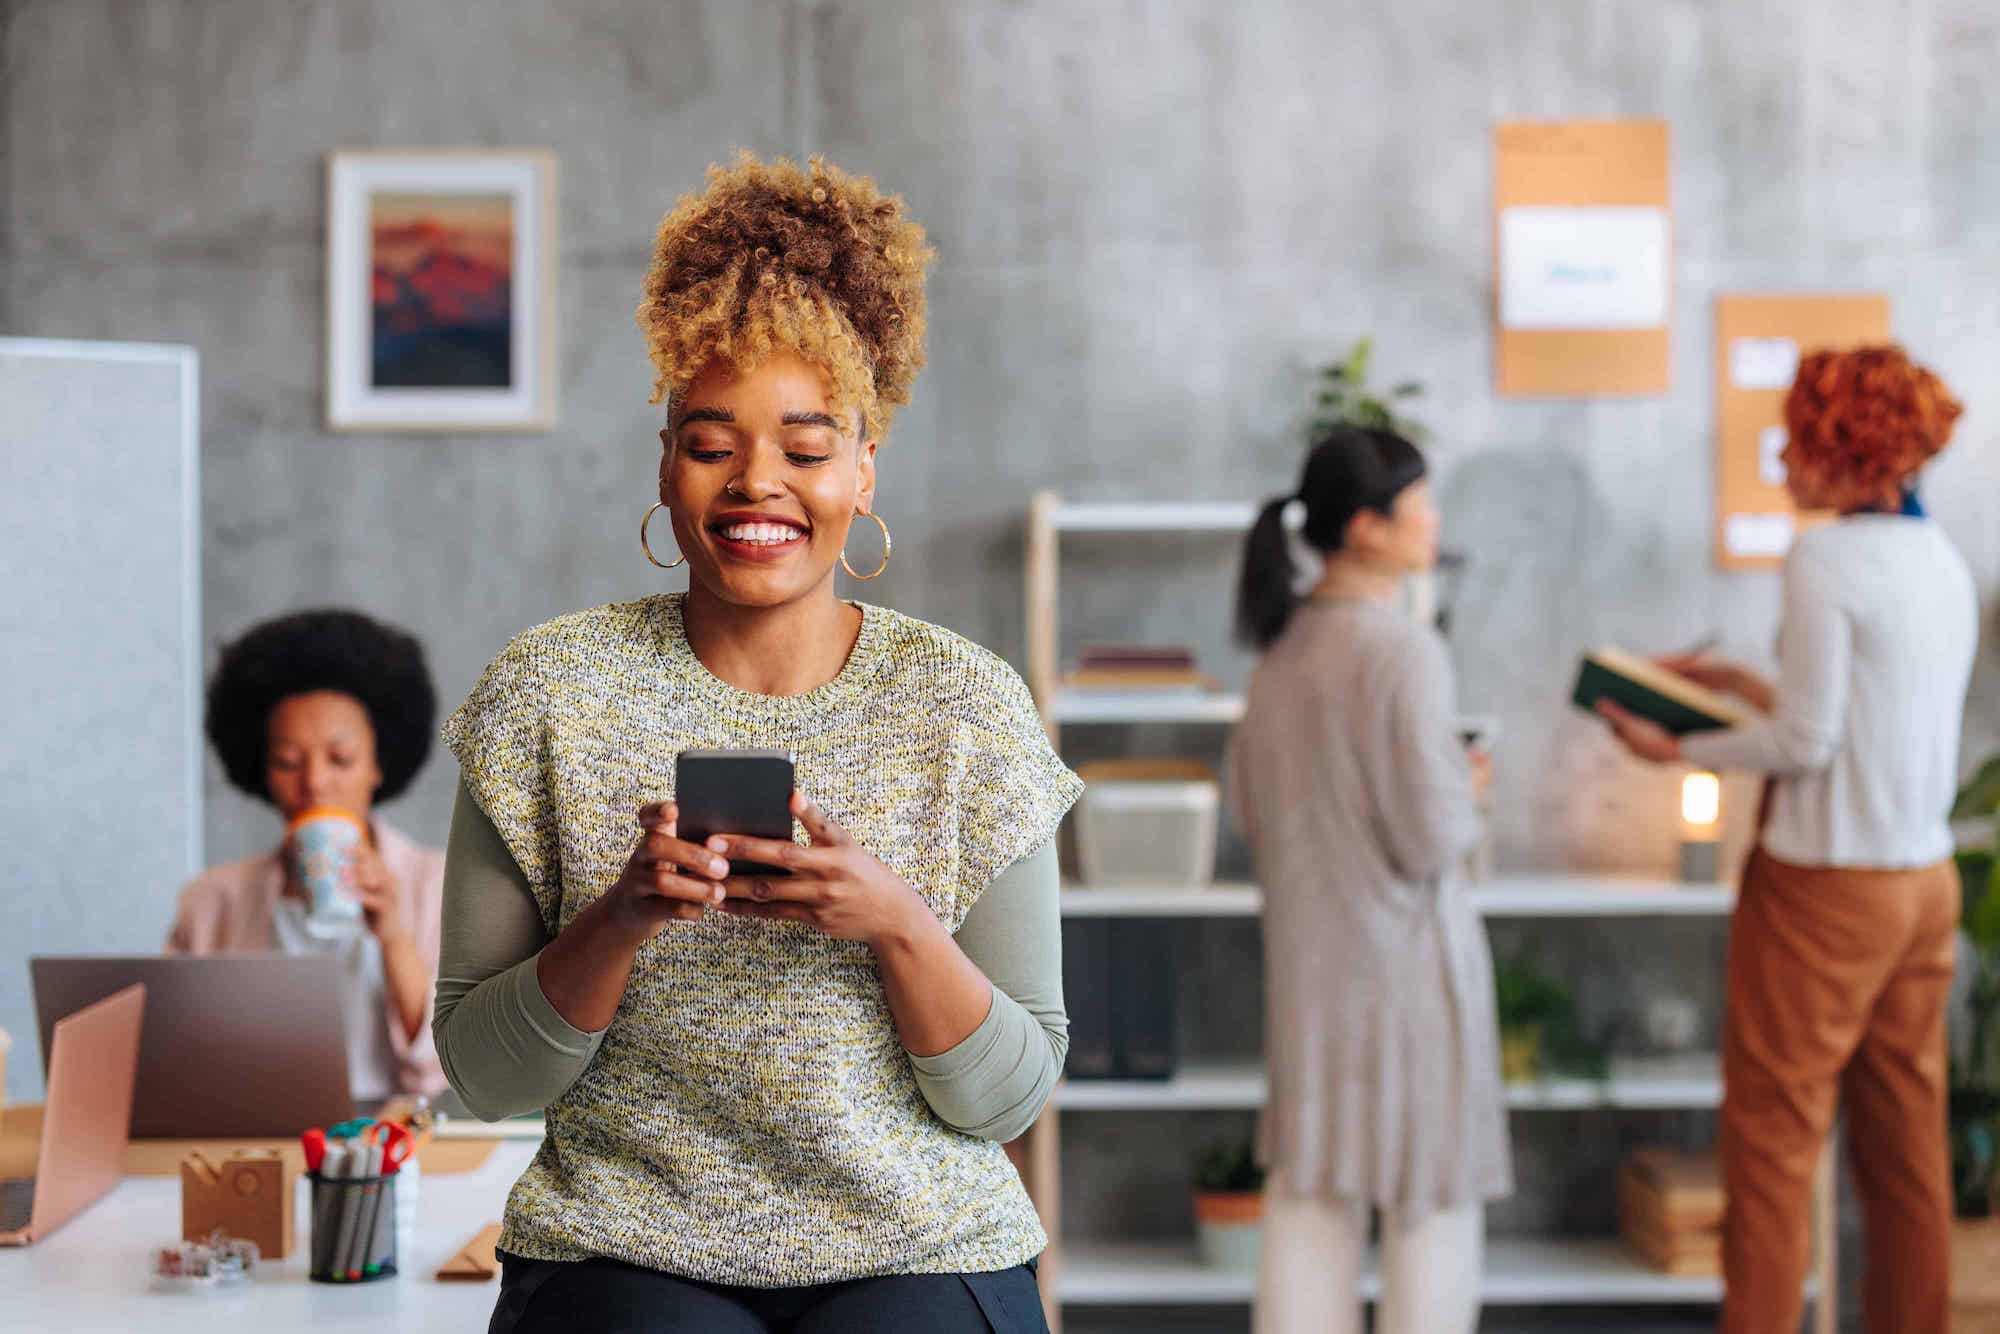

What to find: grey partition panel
left=0, top=338, right=201, bottom=1100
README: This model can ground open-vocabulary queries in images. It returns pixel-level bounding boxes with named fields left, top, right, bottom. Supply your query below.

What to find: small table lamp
left=1679, top=771, right=1722, bottom=883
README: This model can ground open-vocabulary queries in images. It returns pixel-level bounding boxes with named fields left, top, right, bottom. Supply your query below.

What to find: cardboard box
left=1618, top=1147, right=1722, bottom=1276
left=181, top=1150, right=295, bottom=1260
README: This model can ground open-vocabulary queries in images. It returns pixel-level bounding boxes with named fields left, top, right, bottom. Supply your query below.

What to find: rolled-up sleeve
left=907, top=840, right=1066, bottom=1142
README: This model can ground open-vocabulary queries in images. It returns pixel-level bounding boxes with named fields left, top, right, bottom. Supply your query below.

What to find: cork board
left=1713, top=294, right=1892, bottom=570
left=1495, top=121, right=1672, bottom=396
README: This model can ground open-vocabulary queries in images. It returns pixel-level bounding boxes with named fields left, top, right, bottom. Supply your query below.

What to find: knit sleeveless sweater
left=440, top=593, right=1081, bottom=1285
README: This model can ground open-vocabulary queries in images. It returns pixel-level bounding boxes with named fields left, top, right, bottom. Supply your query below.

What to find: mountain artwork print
left=368, top=192, right=514, bottom=389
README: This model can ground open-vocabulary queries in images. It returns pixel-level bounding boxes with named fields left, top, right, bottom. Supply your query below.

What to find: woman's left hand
left=348, top=842, right=407, bottom=945
left=1596, top=699, right=1684, bottom=764
left=706, top=793, right=934, bottom=948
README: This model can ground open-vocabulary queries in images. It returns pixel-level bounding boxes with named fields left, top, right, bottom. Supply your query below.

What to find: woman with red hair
left=1599, top=345, right=1975, bottom=1333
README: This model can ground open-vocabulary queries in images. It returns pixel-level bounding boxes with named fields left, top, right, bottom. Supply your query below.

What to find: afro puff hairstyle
left=205, top=609, right=436, bottom=807
left=1785, top=344, right=1963, bottom=511
left=636, top=153, right=934, bottom=440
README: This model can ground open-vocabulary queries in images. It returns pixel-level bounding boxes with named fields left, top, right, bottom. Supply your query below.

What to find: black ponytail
left=1232, top=426, right=1428, bottom=650
left=1235, top=496, right=1301, bottom=649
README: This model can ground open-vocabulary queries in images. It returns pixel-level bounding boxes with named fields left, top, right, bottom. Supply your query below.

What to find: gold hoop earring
left=640, top=502, right=685, bottom=570
left=840, top=511, right=892, bottom=580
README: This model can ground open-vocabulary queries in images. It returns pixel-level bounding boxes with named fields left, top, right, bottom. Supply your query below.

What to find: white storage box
left=1075, top=760, right=1219, bottom=888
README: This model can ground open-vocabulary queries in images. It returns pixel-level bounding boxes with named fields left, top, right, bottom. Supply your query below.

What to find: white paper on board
left=1498, top=206, right=1669, bottom=330
left=1725, top=511, right=1796, bottom=559
left=1731, top=337, right=1800, bottom=390
left=1758, top=425, right=1790, bottom=486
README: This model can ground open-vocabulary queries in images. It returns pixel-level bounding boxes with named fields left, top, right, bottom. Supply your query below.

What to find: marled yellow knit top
left=440, top=593, right=1081, bottom=1285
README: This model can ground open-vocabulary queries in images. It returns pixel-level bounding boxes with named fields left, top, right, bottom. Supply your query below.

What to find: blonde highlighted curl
left=1785, top=345, right=1962, bottom=510
left=636, top=153, right=934, bottom=439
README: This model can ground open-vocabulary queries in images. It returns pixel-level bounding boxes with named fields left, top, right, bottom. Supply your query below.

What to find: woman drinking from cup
left=167, top=608, right=447, bottom=1101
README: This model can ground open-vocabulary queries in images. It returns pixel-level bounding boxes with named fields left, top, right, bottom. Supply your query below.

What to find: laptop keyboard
left=0, top=1178, right=33, bottom=1232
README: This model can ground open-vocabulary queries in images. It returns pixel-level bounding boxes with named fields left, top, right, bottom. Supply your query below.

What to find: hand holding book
left=1652, top=653, right=1775, bottom=713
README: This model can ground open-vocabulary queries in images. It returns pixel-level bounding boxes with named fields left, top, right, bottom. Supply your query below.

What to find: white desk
left=1, top=1141, right=534, bottom=1330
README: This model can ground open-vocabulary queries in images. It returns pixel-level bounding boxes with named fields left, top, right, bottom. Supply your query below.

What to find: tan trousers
left=1720, top=847, right=1959, bottom=1334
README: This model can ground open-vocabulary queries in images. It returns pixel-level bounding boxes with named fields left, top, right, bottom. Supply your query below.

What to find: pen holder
left=307, top=1171, right=398, bottom=1283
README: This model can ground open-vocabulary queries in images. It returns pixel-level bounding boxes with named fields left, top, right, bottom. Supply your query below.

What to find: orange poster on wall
left=1713, top=294, right=1891, bottom=570
left=1494, top=120, right=1671, bottom=396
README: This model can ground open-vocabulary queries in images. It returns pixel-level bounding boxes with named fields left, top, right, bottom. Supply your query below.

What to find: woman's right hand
left=1655, top=654, right=1775, bottom=712
left=598, top=801, right=731, bottom=942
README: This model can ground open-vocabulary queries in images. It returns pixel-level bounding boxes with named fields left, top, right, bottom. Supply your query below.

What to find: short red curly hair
left=1784, top=344, right=1962, bottom=510
left=636, top=153, right=934, bottom=439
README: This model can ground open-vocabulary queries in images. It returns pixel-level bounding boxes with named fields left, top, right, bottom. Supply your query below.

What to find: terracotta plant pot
left=1193, top=1190, right=1264, bottom=1273
left=1952, top=1216, right=2000, bottom=1332
left=1500, top=1027, right=1542, bottom=1083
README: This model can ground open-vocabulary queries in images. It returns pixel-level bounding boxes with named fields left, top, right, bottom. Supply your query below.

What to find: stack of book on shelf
left=1062, top=916, right=1177, bottom=1083
left=1618, top=1147, right=1723, bottom=1275
left=1061, top=643, right=1218, bottom=697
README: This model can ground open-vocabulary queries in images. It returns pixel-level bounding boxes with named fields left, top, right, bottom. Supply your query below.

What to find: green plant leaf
left=1962, top=850, right=1999, bottom=947
left=1194, top=1137, right=1266, bottom=1192
left=1344, top=337, right=1373, bottom=385
left=1956, top=754, right=2000, bottom=819
left=1974, top=856, right=2000, bottom=956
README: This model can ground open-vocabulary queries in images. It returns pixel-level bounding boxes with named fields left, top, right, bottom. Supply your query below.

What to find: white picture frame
left=325, top=149, right=557, bottom=432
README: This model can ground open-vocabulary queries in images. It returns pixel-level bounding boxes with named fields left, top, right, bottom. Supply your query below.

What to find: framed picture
left=325, top=149, right=557, bottom=432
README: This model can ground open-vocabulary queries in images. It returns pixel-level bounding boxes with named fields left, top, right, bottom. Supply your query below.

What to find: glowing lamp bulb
left=1681, top=772, right=1721, bottom=831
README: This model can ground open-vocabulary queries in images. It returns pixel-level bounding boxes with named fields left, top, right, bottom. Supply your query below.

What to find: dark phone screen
left=673, top=748, right=796, bottom=877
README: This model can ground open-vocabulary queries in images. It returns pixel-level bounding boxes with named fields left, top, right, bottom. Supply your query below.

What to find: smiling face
left=660, top=351, right=877, bottom=609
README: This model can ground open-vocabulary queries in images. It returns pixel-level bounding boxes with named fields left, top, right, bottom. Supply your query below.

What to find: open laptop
left=31, top=956, right=352, bottom=1138
left=1, top=984, right=145, bottom=1245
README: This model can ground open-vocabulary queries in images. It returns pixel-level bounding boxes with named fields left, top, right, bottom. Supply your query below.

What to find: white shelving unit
left=1055, top=1052, right=1726, bottom=1114
left=1059, top=873, right=1736, bottom=919
left=1020, top=493, right=1837, bottom=1334
left=1061, top=1236, right=1821, bottom=1307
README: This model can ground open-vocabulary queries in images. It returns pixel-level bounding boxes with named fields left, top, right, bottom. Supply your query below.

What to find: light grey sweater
left=1227, top=596, right=1512, bottom=1215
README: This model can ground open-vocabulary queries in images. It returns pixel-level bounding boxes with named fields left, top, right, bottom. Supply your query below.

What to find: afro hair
left=636, top=153, right=934, bottom=440
left=205, top=609, right=436, bottom=806
left=1785, top=344, right=1963, bottom=510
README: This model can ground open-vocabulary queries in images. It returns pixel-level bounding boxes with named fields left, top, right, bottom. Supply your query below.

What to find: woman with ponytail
left=1225, top=428, right=1509, bottom=1334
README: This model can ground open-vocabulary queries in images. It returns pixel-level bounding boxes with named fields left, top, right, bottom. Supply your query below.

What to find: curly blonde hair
left=636, top=153, right=934, bottom=439
left=1785, top=345, right=1962, bottom=510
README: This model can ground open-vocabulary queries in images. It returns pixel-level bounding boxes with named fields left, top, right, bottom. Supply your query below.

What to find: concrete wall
left=7, top=1, right=1998, bottom=1325
left=7, top=0, right=1994, bottom=874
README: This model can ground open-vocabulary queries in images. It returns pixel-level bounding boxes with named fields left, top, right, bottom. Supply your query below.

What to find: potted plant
left=1307, top=336, right=1429, bottom=445
left=1493, top=949, right=1610, bottom=1084
left=1950, top=753, right=2000, bottom=1318
left=1192, top=1138, right=1266, bottom=1272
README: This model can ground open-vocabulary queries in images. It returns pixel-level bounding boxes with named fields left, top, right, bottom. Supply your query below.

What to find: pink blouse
left=165, top=818, right=447, bottom=1099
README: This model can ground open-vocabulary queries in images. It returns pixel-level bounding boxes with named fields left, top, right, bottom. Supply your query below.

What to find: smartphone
left=673, top=748, right=796, bottom=877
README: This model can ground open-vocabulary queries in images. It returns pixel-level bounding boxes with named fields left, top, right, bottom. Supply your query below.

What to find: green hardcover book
left=1571, top=646, right=1748, bottom=736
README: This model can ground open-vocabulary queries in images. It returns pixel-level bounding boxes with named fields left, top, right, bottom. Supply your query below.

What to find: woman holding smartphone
left=1226, top=428, right=1510, bottom=1334
left=433, top=155, right=1079, bottom=1334
left=1598, top=346, right=1973, bottom=1334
